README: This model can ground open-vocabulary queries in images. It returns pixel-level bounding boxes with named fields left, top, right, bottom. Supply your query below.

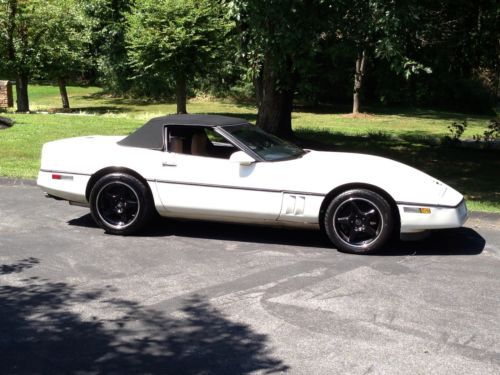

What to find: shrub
left=473, top=119, right=500, bottom=143
left=446, top=119, right=468, bottom=142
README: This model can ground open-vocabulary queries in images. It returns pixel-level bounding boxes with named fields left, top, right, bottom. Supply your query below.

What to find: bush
left=445, top=119, right=468, bottom=142
left=473, top=119, right=500, bottom=143
left=416, top=76, right=494, bottom=115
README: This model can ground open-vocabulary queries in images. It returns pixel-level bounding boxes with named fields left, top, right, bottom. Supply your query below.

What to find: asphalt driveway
left=0, top=182, right=499, bottom=374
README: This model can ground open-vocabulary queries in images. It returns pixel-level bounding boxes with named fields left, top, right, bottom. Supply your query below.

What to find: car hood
left=279, top=150, right=463, bottom=207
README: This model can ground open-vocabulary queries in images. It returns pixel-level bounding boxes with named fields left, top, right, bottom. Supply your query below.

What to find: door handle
left=162, top=161, right=177, bottom=167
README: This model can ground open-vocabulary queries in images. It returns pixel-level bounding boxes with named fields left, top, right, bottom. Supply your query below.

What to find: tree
left=83, top=0, right=132, bottom=95
left=0, top=0, right=90, bottom=112
left=232, top=0, right=326, bottom=137
left=332, top=0, right=430, bottom=114
left=125, top=0, right=232, bottom=114
left=0, top=0, right=43, bottom=112
left=37, top=0, right=91, bottom=109
left=414, top=0, right=499, bottom=110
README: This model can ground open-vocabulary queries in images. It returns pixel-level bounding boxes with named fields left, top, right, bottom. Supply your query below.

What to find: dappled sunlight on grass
left=14, top=85, right=258, bottom=121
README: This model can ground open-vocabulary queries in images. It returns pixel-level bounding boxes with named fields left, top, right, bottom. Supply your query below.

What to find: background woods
left=0, top=0, right=497, bottom=134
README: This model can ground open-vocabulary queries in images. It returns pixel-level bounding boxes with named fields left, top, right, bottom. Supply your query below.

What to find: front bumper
left=399, top=199, right=468, bottom=233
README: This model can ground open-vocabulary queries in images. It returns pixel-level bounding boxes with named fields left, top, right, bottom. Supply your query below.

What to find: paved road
left=1, top=183, right=499, bottom=374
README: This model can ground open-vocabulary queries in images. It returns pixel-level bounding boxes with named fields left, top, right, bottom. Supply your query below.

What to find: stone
left=0, top=116, right=14, bottom=129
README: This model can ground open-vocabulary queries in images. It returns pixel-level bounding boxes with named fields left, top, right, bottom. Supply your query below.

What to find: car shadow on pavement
left=383, top=227, right=485, bottom=256
left=69, top=213, right=334, bottom=249
left=0, top=259, right=289, bottom=374
left=69, top=214, right=485, bottom=255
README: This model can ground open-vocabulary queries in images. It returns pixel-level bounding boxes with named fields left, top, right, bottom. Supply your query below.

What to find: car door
left=155, top=127, right=283, bottom=221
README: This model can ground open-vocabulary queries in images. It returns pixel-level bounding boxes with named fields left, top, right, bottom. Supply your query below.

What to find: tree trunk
left=58, top=78, right=70, bottom=109
left=353, top=49, right=367, bottom=114
left=7, top=1, right=16, bottom=63
left=254, top=67, right=263, bottom=108
left=175, top=76, right=187, bottom=114
left=256, top=59, right=293, bottom=138
left=15, top=74, right=29, bottom=113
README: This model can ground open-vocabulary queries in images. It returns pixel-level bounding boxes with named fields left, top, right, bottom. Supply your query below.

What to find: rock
left=0, top=116, right=14, bottom=129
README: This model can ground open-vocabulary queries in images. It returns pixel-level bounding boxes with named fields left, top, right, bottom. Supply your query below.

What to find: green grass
left=1, top=84, right=498, bottom=212
left=13, top=84, right=257, bottom=120
left=12, top=85, right=492, bottom=137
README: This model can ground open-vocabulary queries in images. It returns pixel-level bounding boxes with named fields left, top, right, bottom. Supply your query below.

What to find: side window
left=166, top=126, right=189, bottom=154
left=165, top=126, right=237, bottom=159
left=204, top=128, right=237, bottom=159
left=204, top=128, right=228, bottom=145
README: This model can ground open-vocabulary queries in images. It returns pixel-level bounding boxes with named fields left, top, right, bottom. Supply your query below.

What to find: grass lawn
left=1, top=84, right=498, bottom=212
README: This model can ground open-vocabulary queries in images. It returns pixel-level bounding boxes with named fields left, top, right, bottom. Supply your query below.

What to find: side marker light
left=403, top=207, right=432, bottom=214
left=52, top=174, right=73, bottom=181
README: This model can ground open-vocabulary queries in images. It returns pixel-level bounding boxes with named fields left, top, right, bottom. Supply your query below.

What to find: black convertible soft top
left=118, top=114, right=248, bottom=150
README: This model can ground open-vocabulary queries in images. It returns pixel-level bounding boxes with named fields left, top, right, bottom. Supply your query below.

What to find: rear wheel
left=90, top=173, right=154, bottom=235
left=324, top=189, right=394, bottom=254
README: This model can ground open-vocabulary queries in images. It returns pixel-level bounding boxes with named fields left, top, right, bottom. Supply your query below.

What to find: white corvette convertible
left=38, top=114, right=468, bottom=254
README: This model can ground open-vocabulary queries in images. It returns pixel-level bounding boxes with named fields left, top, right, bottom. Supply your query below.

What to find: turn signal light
left=403, top=206, right=432, bottom=214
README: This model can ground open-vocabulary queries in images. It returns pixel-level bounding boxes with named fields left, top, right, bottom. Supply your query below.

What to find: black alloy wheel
left=324, top=189, right=394, bottom=254
left=90, top=173, right=154, bottom=235
left=96, top=181, right=139, bottom=229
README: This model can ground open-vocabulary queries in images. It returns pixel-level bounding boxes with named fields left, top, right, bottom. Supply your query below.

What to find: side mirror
left=229, top=151, right=256, bottom=166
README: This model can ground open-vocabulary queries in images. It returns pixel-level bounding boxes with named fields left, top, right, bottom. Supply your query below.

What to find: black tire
left=323, top=189, right=394, bottom=254
left=89, top=173, right=154, bottom=235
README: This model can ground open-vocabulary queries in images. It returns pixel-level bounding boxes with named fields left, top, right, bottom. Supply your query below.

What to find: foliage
left=1, top=1, right=498, bottom=117
left=0, top=0, right=45, bottom=76
left=405, top=0, right=499, bottom=113
left=229, top=0, right=329, bottom=134
left=334, top=0, right=430, bottom=77
left=125, top=0, right=233, bottom=100
left=0, top=0, right=92, bottom=111
left=231, top=0, right=324, bottom=87
left=446, top=120, right=468, bottom=142
left=35, top=0, right=91, bottom=82
left=473, top=119, right=500, bottom=143
left=82, top=0, right=132, bottom=93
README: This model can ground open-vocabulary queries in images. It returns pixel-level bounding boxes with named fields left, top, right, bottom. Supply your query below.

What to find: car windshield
left=222, top=124, right=306, bottom=161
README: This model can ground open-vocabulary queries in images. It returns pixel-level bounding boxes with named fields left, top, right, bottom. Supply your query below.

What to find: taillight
left=51, top=174, right=73, bottom=181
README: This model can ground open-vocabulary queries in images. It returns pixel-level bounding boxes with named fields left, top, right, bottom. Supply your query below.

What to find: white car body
left=37, top=115, right=468, bottom=239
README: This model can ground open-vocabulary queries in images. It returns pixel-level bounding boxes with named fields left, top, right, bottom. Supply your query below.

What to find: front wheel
left=89, top=173, right=154, bottom=235
left=323, top=189, right=394, bottom=254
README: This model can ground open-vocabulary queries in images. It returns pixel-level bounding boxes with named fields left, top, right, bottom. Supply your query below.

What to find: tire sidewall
left=324, top=189, right=394, bottom=254
left=90, top=173, right=152, bottom=235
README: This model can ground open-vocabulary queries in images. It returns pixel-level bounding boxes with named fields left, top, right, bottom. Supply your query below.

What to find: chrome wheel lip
left=332, top=197, right=384, bottom=248
left=96, top=181, right=140, bottom=230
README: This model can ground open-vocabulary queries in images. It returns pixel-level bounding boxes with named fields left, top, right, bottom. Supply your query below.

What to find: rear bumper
left=37, top=170, right=90, bottom=204
left=399, top=200, right=468, bottom=233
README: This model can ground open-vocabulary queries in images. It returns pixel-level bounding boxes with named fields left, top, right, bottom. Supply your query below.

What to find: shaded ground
left=1, top=278, right=286, bottom=374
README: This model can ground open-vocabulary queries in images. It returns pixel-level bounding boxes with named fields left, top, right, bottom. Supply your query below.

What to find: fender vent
left=283, top=194, right=305, bottom=216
